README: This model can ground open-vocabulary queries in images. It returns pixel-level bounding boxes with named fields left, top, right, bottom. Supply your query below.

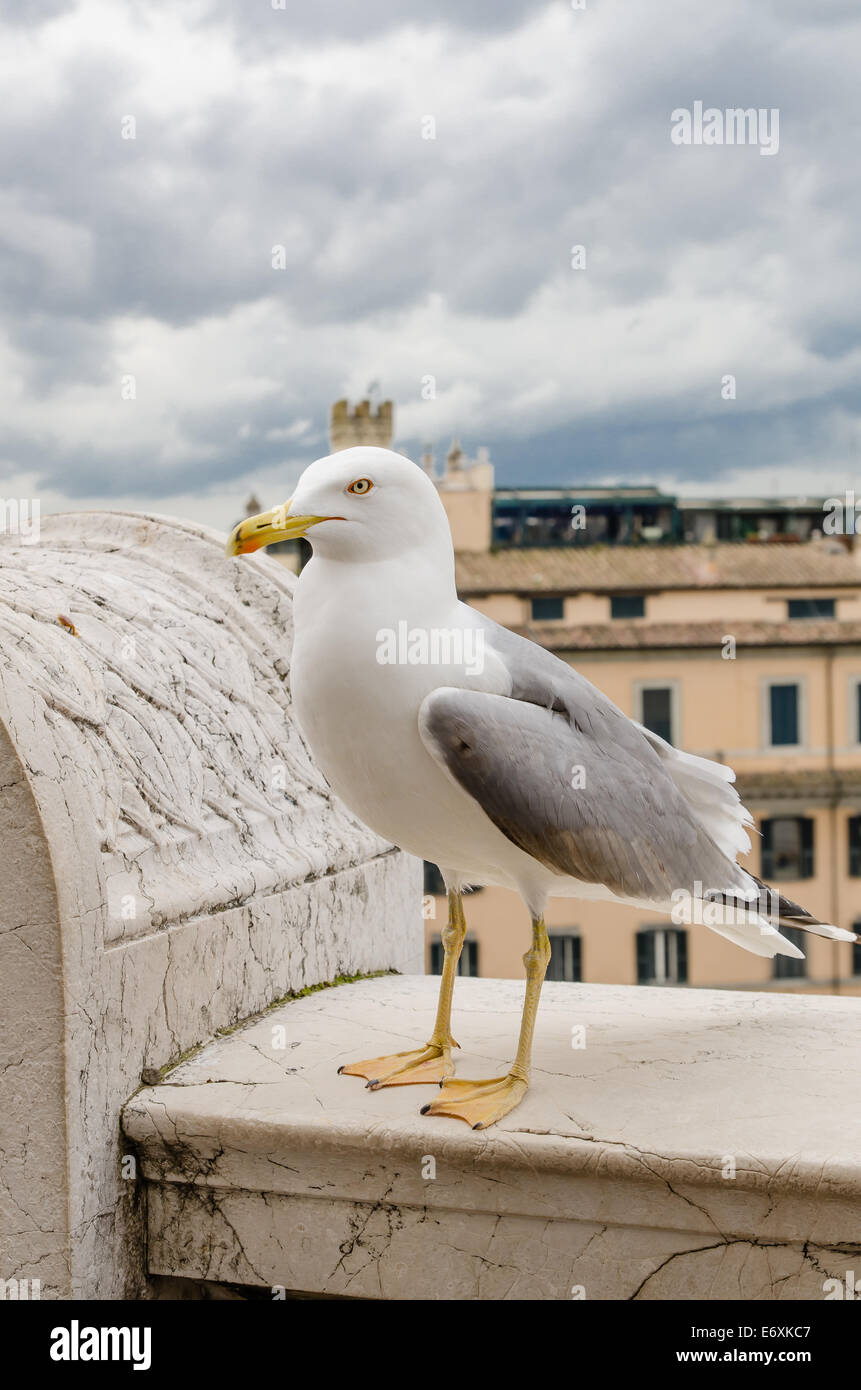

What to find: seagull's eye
left=346, top=477, right=374, bottom=496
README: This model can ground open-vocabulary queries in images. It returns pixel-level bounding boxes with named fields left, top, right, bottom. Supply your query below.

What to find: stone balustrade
left=0, top=512, right=421, bottom=1300
left=4, top=510, right=860, bottom=1304
left=124, top=974, right=861, bottom=1301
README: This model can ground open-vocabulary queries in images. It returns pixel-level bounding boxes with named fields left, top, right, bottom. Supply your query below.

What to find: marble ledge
left=122, top=975, right=861, bottom=1300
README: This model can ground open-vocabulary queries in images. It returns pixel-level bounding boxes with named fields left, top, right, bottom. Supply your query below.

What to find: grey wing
left=482, top=616, right=754, bottom=862
left=418, top=625, right=745, bottom=903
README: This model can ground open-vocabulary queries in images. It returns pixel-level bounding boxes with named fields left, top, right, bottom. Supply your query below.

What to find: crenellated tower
left=329, top=398, right=394, bottom=453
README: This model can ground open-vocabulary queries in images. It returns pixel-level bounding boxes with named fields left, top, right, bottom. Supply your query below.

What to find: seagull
left=227, top=447, right=855, bottom=1129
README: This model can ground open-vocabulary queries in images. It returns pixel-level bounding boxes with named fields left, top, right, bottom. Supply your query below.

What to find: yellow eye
left=346, top=477, right=373, bottom=495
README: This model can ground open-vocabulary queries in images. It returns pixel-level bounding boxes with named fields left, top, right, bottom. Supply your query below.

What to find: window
left=640, top=686, right=674, bottom=744
left=611, top=594, right=645, bottom=620
left=423, top=861, right=446, bottom=896
left=546, top=933, right=582, bottom=982
left=787, top=598, right=835, bottom=620
left=849, top=819, right=861, bottom=877
left=768, top=683, right=799, bottom=746
left=531, top=596, right=564, bottom=621
left=429, top=938, right=478, bottom=977
left=773, top=926, right=807, bottom=980
left=636, top=927, right=687, bottom=985
left=761, top=818, right=814, bottom=880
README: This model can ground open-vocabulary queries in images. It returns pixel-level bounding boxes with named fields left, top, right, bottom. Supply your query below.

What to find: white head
left=226, top=447, right=453, bottom=566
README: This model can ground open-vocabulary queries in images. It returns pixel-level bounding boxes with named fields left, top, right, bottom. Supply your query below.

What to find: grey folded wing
left=418, top=640, right=742, bottom=904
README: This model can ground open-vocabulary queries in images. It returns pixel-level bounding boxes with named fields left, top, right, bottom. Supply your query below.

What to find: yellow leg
left=422, top=915, right=550, bottom=1129
left=338, top=889, right=465, bottom=1089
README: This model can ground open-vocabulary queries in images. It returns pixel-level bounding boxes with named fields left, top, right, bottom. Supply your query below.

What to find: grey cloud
left=1, top=0, right=73, bottom=24
left=476, top=385, right=861, bottom=491
left=1, top=0, right=860, bottom=504
left=196, top=0, right=543, bottom=48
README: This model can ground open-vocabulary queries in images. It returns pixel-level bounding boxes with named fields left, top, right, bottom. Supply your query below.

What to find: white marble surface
left=125, top=974, right=861, bottom=1300
left=0, top=512, right=421, bottom=1299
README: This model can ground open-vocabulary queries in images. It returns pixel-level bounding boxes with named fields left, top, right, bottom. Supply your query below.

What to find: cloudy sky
left=1, top=0, right=860, bottom=531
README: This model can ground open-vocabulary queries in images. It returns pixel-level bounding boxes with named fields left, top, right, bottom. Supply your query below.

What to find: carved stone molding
left=0, top=513, right=421, bottom=1298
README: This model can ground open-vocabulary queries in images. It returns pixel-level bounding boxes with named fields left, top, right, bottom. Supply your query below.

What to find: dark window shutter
left=675, top=930, right=688, bottom=984
left=546, top=934, right=582, bottom=983
left=429, top=937, right=478, bottom=977
left=770, top=684, right=799, bottom=746
left=531, top=596, right=564, bottom=621
left=641, top=687, right=673, bottom=744
left=787, top=598, right=835, bottom=620
left=571, top=934, right=582, bottom=982
left=423, top=861, right=446, bottom=895
left=762, top=817, right=814, bottom=880
left=761, top=819, right=774, bottom=878
left=611, top=595, right=645, bottom=620
left=800, top=818, right=814, bottom=878
left=462, top=941, right=479, bottom=977
left=636, top=931, right=655, bottom=983
left=849, top=817, right=861, bottom=877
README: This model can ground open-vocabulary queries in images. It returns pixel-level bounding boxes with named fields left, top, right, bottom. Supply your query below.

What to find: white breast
left=289, top=558, right=535, bottom=886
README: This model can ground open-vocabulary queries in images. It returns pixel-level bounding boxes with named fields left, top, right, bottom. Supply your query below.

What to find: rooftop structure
left=320, top=397, right=834, bottom=553
left=455, top=539, right=858, bottom=596
left=425, top=537, right=861, bottom=999
left=329, top=397, right=394, bottom=453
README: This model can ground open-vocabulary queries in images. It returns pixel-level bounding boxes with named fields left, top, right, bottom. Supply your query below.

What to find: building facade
left=425, top=541, right=861, bottom=997
left=266, top=399, right=857, bottom=994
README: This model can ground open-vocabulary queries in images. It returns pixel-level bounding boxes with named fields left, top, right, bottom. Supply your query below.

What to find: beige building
left=272, top=398, right=858, bottom=995
left=425, top=541, right=861, bottom=998
left=426, top=439, right=495, bottom=552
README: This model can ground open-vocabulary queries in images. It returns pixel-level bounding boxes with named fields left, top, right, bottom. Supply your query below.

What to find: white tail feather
left=705, top=911, right=805, bottom=959
left=633, top=726, right=858, bottom=957
left=635, top=723, right=754, bottom=861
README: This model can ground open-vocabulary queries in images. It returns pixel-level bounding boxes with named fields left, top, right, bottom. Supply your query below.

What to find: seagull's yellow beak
left=225, top=500, right=331, bottom=556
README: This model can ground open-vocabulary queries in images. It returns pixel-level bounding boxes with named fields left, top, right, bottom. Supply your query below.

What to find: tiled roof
left=455, top=542, right=861, bottom=594
left=513, top=619, right=861, bottom=653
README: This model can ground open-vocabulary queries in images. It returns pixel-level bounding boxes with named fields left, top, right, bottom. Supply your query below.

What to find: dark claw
left=420, top=1103, right=431, bottom=1114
